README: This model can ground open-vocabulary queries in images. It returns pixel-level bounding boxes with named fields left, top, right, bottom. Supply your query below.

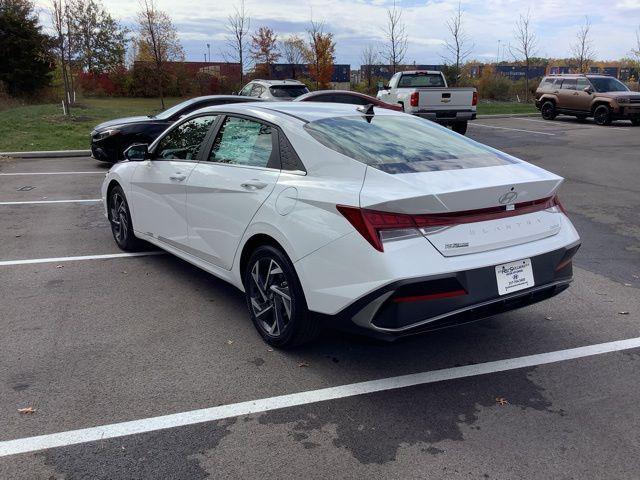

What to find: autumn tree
left=572, top=16, right=595, bottom=73
left=51, top=0, right=72, bottom=114
left=442, top=2, right=473, bottom=86
left=250, top=26, right=280, bottom=77
left=382, top=0, right=407, bottom=74
left=304, top=20, right=335, bottom=89
left=509, top=10, right=538, bottom=102
left=281, top=35, right=306, bottom=79
left=137, top=0, right=184, bottom=109
left=0, top=0, right=53, bottom=96
left=226, top=0, right=250, bottom=84
left=632, top=26, right=640, bottom=88
left=69, top=0, right=127, bottom=74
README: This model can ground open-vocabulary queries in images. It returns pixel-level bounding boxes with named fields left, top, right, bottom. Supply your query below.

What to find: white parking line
left=0, top=199, right=101, bottom=205
left=0, top=252, right=164, bottom=266
left=0, top=171, right=104, bottom=176
left=470, top=123, right=556, bottom=136
left=1, top=336, right=639, bottom=457
left=516, top=117, right=632, bottom=131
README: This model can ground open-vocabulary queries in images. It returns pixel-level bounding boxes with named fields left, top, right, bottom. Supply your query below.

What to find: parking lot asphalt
left=1, top=116, right=639, bottom=479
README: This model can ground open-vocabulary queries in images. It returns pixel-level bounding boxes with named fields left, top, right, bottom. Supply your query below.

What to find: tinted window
left=561, top=79, right=577, bottom=90
left=334, top=94, right=370, bottom=105
left=590, top=77, right=629, bottom=92
left=269, top=85, right=309, bottom=98
left=398, top=73, right=446, bottom=88
left=209, top=117, right=276, bottom=168
left=304, top=115, right=516, bottom=174
left=156, top=115, right=217, bottom=160
left=154, top=98, right=200, bottom=120
left=306, top=94, right=337, bottom=103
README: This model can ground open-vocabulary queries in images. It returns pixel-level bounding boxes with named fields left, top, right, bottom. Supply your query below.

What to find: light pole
left=207, top=43, right=210, bottom=63
left=497, top=40, right=501, bottom=64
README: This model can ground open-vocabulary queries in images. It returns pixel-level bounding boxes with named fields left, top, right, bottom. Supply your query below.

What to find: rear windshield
left=304, top=115, right=516, bottom=174
left=398, top=73, right=445, bottom=88
left=269, top=85, right=309, bottom=98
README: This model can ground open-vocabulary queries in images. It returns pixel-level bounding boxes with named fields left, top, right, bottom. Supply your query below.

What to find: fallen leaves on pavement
left=18, top=407, right=36, bottom=414
left=495, top=397, right=508, bottom=406
left=298, top=362, right=309, bottom=368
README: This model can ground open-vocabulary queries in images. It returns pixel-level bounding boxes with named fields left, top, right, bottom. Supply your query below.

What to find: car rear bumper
left=319, top=242, right=579, bottom=339
left=412, top=110, right=476, bottom=124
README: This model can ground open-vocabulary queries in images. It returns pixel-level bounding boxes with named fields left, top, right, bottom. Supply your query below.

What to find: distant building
left=259, top=63, right=351, bottom=89
left=134, top=61, right=241, bottom=79
left=495, top=65, right=546, bottom=80
left=361, top=64, right=443, bottom=81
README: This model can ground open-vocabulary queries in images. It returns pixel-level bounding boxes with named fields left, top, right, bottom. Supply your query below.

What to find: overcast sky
left=36, top=0, right=640, bottom=67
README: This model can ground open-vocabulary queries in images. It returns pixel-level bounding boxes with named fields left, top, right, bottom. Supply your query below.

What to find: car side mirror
left=583, top=86, right=593, bottom=94
left=232, top=91, right=238, bottom=95
left=382, top=85, right=390, bottom=90
left=124, top=143, right=149, bottom=161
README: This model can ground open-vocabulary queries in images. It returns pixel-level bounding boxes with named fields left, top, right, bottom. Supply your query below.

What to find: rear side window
left=208, top=117, right=277, bottom=168
left=304, top=115, right=516, bottom=174
left=269, top=85, right=309, bottom=98
left=155, top=115, right=217, bottom=160
left=538, top=78, right=554, bottom=89
left=561, top=79, right=577, bottom=90
left=398, top=73, right=445, bottom=88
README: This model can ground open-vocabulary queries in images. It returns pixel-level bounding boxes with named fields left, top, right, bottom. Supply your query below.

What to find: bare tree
left=360, top=43, right=379, bottom=92
left=226, top=0, right=250, bottom=84
left=51, top=0, right=71, bottom=115
left=633, top=26, right=640, bottom=88
left=442, top=2, right=473, bottom=86
left=137, top=0, right=184, bottom=109
left=572, top=16, right=595, bottom=73
left=509, top=10, right=538, bottom=102
left=382, top=0, right=407, bottom=74
left=281, top=35, right=306, bottom=79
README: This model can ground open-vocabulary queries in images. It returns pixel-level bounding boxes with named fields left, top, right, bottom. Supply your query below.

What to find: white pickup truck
left=376, top=70, right=477, bottom=134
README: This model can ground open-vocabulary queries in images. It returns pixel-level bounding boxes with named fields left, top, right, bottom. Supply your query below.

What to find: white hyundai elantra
left=102, top=102, right=580, bottom=347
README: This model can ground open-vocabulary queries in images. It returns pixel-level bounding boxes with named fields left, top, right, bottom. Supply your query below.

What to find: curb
left=0, top=150, right=90, bottom=159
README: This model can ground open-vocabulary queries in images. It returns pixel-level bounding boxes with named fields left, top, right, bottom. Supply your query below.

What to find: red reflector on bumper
left=392, top=288, right=467, bottom=303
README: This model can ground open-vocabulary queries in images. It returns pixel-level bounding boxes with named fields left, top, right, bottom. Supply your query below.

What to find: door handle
left=241, top=180, right=268, bottom=190
left=169, top=173, right=187, bottom=181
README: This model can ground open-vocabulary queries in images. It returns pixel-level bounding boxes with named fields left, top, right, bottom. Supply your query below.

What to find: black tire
left=244, top=245, right=321, bottom=348
left=593, top=105, right=612, bottom=126
left=631, top=118, right=640, bottom=126
left=108, top=185, right=142, bottom=251
left=540, top=101, right=556, bottom=120
left=451, top=121, right=468, bottom=135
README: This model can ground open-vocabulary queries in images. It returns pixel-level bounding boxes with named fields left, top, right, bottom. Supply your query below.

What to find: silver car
left=238, top=79, right=310, bottom=101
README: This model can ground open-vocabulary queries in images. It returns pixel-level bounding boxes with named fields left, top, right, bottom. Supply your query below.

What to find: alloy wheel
left=110, top=192, right=129, bottom=244
left=541, top=102, right=555, bottom=120
left=248, top=257, right=292, bottom=337
left=594, top=106, right=611, bottom=126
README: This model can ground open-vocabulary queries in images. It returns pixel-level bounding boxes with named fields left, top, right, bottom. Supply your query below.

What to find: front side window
left=561, top=79, right=577, bottom=90
left=398, top=73, right=446, bottom=88
left=589, top=77, right=629, bottom=93
left=304, top=115, right=516, bottom=174
left=239, top=84, right=253, bottom=96
left=269, top=85, right=309, bottom=98
left=155, top=115, right=217, bottom=160
left=209, top=117, right=276, bottom=168
left=576, top=78, right=591, bottom=91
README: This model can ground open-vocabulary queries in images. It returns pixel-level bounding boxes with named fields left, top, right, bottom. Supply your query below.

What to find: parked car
left=294, top=90, right=403, bottom=111
left=238, top=79, right=309, bottom=101
left=103, top=102, right=580, bottom=347
left=90, top=95, right=258, bottom=163
left=376, top=70, right=477, bottom=134
left=535, top=74, right=640, bottom=126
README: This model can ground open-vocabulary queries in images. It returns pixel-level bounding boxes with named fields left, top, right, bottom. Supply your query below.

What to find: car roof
left=190, top=101, right=402, bottom=124
left=251, top=79, right=306, bottom=86
left=399, top=70, right=442, bottom=75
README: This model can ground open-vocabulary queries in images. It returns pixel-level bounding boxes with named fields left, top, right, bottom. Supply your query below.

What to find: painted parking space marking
left=1, top=336, right=639, bottom=457
left=0, top=251, right=164, bottom=267
left=516, top=117, right=633, bottom=131
left=0, top=171, right=104, bottom=176
left=0, top=199, right=101, bottom=205
left=470, top=123, right=556, bottom=136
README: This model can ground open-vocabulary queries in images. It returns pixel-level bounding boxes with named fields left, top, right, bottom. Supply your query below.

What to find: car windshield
left=269, top=85, right=309, bottom=98
left=304, top=115, right=516, bottom=174
left=398, top=73, right=445, bottom=88
left=589, top=77, right=629, bottom=93
left=152, top=99, right=198, bottom=120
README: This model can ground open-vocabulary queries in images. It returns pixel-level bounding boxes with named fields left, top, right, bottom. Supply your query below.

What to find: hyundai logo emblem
left=499, top=191, right=518, bottom=204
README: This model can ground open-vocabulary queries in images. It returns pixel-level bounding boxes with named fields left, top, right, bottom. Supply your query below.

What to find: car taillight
left=337, top=196, right=565, bottom=252
left=410, top=91, right=419, bottom=107
left=472, top=91, right=478, bottom=106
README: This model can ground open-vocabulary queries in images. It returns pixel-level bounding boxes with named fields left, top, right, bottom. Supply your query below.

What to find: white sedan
left=102, top=102, right=580, bottom=347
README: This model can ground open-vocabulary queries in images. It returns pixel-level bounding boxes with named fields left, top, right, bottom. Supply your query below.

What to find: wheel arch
left=540, top=95, right=557, bottom=106
left=237, top=233, right=296, bottom=289
left=591, top=100, right=612, bottom=115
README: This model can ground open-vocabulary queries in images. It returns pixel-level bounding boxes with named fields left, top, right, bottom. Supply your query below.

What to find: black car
left=90, top=95, right=258, bottom=162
